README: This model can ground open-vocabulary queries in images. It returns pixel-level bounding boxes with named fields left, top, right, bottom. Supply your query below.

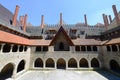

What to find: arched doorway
left=0, top=63, right=14, bottom=79
left=91, top=58, right=99, bottom=68
left=46, top=58, right=54, bottom=68
left=17, top=60, right=25, bottom=73
left=68, top=58, right=77, bottom=68
left=34, top=58, right=43, bottom=68
left=110, top=60, right=120, bottom=73
left=57, top=58, right=66, bottom=69
left=80, top=58, right=88, bottom=67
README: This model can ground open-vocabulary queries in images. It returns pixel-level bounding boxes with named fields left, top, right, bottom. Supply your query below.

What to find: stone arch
left=110, top=60, right=120, bottom=72
left=17, top=60, right=25, bottom=73
left=0, top=63, right=14, bottom=79
left=46, top=58, right=55, bottom=68
left=91, top=58, right=100, bottom=68
left=68, top=58, right=77, bottom=68
left=34, top=58, right=43, bottom=68
left=3, top=44, right=11, bottom=53
left=12, top=45, right=18, bottom=52
left=79, top=58, right=88, bottom=67
left=57, top=58, right=66, bottom=69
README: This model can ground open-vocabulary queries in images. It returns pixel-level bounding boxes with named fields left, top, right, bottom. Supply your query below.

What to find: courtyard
left=7, top=70, right=120, bottom=80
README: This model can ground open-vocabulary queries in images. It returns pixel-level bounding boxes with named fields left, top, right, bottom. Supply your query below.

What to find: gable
left=50, top=26, right=74, bottom=46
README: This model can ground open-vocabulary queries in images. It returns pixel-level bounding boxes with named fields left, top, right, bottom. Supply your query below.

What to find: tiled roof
left=30, top=39, right=51, bottom=46
left=105, top=38, right=120, bottom=45
left=72, top=38, right=101, bottom=45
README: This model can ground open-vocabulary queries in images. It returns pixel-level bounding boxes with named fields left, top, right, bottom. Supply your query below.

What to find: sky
left=0, top=0, right=120, bottom=26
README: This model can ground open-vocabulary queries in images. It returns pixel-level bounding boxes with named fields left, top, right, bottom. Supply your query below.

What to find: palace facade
left=0, top=4, right=120, bottom=79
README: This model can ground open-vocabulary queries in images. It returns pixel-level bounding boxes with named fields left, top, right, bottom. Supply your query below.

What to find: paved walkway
left=7, top=70, right=120, bottom=80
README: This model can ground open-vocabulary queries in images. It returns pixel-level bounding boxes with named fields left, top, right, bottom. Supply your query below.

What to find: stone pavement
left=7, top=70, right=120, bottom=80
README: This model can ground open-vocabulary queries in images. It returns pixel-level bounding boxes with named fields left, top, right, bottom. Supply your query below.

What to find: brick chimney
left=84, top=14, right=88, bottom=26
left=109, top=15, right=112, bottom=23
left=19, top=16, right=24, bottom=26
left=23, top=14, right=27, bottom=32
left=102, top=14, right=108, bottom=29
left=105, top=15, right=109, bottom=26
left=12, top=5, right=19, bottom=26
left=41, top=15, right=44, bottom=28
left=112, top=5, right=120, bottom=25
left=60, top=13, right=62, bottom=26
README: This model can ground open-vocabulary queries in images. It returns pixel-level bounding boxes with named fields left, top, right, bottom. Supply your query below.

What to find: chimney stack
left=102, top=14, right=108, bottom=29
left=23, top=14, right=28, bottom=32
left=105, top=15, right=109, bottom=26
left=60, top=13, right=62, bottom=26
left=84, top=14, right=88, bottom=26
left=12, top=5, right=19, bottom=26
left=41, top=15, right=44, bottom=28
left=112, top=5, right=120, bottom=25
left=109, top=15, right=112, bottom=23
left=19, top=16, right=24, bottom=26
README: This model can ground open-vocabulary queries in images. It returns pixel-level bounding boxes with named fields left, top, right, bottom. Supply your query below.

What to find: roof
left=72, top=38, right=101, bottom=46
left=50, top=26, right=74, bottom=46
left=0, top=4, right=21, bottom=28
left=105, top=38, right=120, bottom=45
left=30, top=39, right=51, bottom=46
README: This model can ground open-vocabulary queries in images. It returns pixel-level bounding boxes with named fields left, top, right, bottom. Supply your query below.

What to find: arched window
left=57, top=58, right=66, bottom=69
left=46, top=58, right=54, bottom=68
left=75, top=46, right=80, bottom=51
left=81, top=46, right=86, bottom=51
left=34, top=58, right=43, bottom=68
left=36, top=46, right=41, bottom=52
left=12, top=45, right=18, bottom=52
left=43, top=46, right=48, bottom=52
left=79, top=58, right=88, bottom=67
left=0, top=63, right=14, bottom=79
left=24, top=46, right=28, bottom=52
left=3, top=44, right=11, bottom=53
left=87, top=46, right=91, bottom=51
left=19, top=45, right=23, bottom=52
left=107, top=46, right=111, bottom=51
left=93, top=46, right=98, bottom=51
left=17, top=60, right=25, bottom=72
left=91, top=58, right=99, bottom=68
left=111, top=45, right=118, bottom=52
left=68, top=58, right=77, bottom=68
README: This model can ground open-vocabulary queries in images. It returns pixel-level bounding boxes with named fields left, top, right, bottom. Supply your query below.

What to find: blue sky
left=0, top=0, right=120, bottom=26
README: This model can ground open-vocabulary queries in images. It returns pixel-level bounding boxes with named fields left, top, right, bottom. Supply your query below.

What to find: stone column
left=49, top=46, right=54, bottom=52
left=17, top=45, right=20, bottom=52
left=70, top=46, right=75, bottom=53
left=10, top=44, right=14, bottom=53
left=0, top=43, right=5, bottom=53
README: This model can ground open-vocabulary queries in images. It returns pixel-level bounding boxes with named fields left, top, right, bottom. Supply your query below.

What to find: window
left=43, top=46, right=48, bottom=52
left=80, top=31, right=85, bottom=35
left=36, top=46, right=41, bottom=52
left=75, top=46, right=80, bottom=51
